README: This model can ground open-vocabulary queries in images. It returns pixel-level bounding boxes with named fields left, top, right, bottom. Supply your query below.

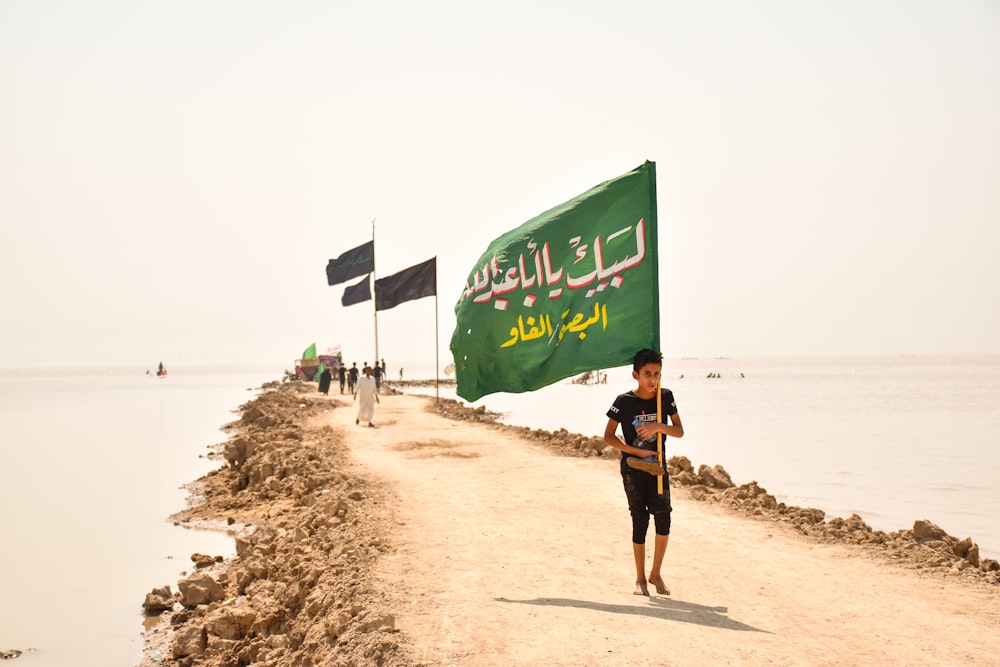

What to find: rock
left=204, top=606, right=258, bottom=640
left=697, top=464, right=735, bottom=489
left=953, top=537, right=973, bottom=558
left=235, top=536, right=254, bottom=558
left=912, top=520, right=947, bottom=540
left=177, top=572, right=225, bottom=608
left=172, top=625, right=207, bottom=658
left=668, top=455, right=694, bottom=474
left=843, top=514, right=873, bottom=535
left=794, top=508, right=826, bottom=525
left=966, top=544, right=980, bottom=567
left=224, top=436, right=256, bottom=467
left=143, top=585, right=175, bottom=613
left=671, top=471, right=700, bottom=486
left=241, top=406, right=266, bottom=425
left=191, top=553, right=217, bottom=568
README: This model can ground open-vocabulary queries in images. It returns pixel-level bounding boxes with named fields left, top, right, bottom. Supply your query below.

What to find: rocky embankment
left=139, top=381, right=405, bottom=666
left=134, top=381, right=997, bottom=667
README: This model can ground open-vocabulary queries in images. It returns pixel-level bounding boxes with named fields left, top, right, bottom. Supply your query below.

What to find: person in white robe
left=354, top=365, right=380, bottom=427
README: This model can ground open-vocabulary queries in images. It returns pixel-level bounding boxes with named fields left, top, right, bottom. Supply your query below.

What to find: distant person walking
left=337, top=365, right=346, bottom=394
left=399, top=367, right=404, bottom=380
left=354, top=365, right=380, bottom=428
left=373, top=363, right=382, bottom=391
left=348, top=362, right=359, bottom=395
left=318, top=366, right=332, bottom=395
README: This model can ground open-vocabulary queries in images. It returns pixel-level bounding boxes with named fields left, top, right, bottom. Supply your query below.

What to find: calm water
left=0, top=366, right=278, bottom=667
left=402, top=355, right=1000, bottom=560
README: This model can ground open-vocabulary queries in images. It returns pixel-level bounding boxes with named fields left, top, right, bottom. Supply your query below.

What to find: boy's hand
left=635, top=423, right=660, bottom=440
left=627, top=445, right=659, bottom=459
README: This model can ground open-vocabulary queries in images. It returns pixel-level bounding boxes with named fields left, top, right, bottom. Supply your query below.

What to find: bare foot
left=649, top=574, right=670, bottom=595
left=634, top=581, right=650, bottom=596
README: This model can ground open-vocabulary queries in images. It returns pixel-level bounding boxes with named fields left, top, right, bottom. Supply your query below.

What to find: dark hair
left=633, top=348, right=663, bottom=371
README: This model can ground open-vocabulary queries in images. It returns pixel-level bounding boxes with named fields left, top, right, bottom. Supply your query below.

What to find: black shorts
left=622, top=468, right=672, bottom=516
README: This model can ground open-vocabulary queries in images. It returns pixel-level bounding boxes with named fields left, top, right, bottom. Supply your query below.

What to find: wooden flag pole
left=656, top=378, right=664, bottom=495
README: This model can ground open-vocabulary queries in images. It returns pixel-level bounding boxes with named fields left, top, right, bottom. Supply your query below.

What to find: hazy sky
left=2, top=1, right=998, bottom=371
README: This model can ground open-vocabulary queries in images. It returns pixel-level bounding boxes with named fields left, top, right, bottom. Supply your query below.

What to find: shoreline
left=129, top=379, right=997, bottom=666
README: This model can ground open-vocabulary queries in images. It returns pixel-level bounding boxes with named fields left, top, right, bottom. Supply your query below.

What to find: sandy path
left=331, top=392, right=999, bottom=666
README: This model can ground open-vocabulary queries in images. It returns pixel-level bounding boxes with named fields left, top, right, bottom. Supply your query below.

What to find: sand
left=131, top=380, right=999, bottom=666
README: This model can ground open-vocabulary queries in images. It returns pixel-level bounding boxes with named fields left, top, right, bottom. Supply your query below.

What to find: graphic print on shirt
left=632, top=410, right=658, bottom=453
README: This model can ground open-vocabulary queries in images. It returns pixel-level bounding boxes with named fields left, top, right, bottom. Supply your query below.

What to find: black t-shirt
left=607, top=388, right=678, bottom=474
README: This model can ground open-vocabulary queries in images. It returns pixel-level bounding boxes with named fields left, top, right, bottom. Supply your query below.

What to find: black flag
left=342, top=274, right=371, bottom=307
left=326, top=241, right=374, bottom=286
left=375, top=257, right=436, bottom=311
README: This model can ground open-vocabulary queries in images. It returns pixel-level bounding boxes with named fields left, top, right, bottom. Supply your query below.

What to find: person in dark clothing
left=348, top=362, right=359, bottom=395
left=318, top=367, right=332, bottom=395
left=337, top=365, right=346, bottom=394
left=603, top=349, right=685, bottom=597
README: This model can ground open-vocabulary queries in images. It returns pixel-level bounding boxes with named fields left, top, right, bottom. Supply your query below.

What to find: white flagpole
left=371, top=218, right=379, bottom=366
left=434, top=264, right=440, bottom=403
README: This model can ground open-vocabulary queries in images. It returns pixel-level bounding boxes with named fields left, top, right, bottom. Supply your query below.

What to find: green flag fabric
left=302, top=342, right=317, bottom=360
left=450, top=161, right=659, bottom=402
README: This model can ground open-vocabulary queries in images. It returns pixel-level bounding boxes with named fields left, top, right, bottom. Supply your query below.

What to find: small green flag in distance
left=302, top=342, right=317, bottom=360
left=450, top=161, right=660, bottom=402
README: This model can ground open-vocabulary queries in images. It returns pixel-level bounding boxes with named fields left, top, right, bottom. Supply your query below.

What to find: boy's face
left=632, top=362, right=662, bottom=394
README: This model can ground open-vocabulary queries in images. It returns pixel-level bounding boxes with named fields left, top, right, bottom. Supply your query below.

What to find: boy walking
left=604, top=349, right=685, bottom=596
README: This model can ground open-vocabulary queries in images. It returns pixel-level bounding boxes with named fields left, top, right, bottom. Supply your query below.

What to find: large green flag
left=302, top=342, right=317, bottom=360
left=450, top=161, right=659, bottom=401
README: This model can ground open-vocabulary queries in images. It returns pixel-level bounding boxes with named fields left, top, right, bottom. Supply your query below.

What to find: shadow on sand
left=495, top=596, right=769, bottom=633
